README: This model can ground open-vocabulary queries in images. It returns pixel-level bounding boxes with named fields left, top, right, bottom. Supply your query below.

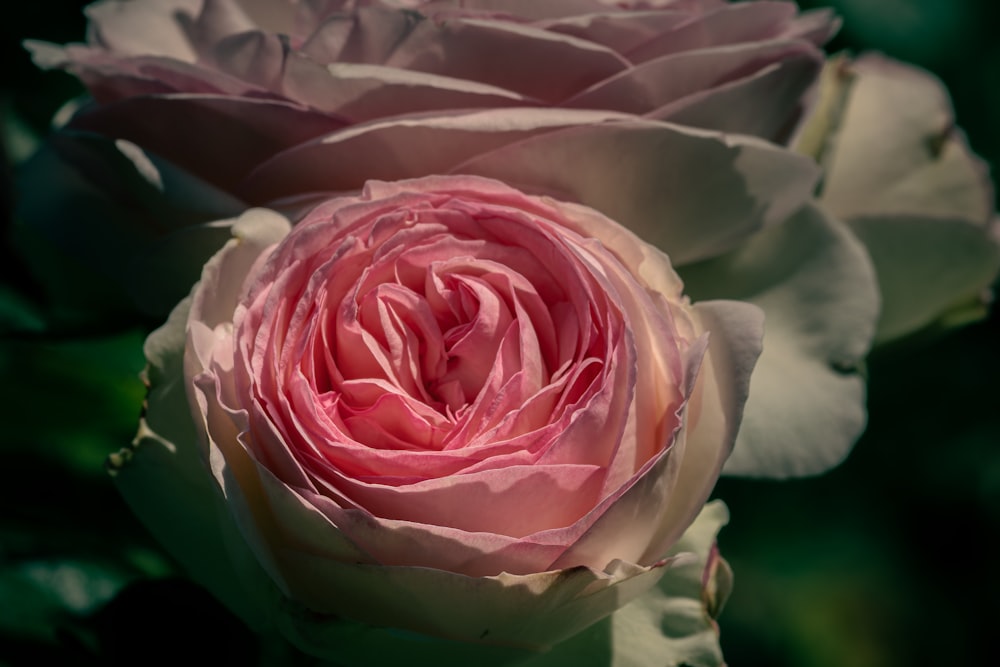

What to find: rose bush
left=111, top=175, right=762, bottom=664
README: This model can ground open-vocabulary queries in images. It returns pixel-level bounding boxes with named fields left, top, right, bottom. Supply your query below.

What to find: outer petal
left=375, top=12, right=631, bottom=103
left=537, top=10, right=707, bottom=57
left=848, top=214, right=1000, bottom=342
left=282, top=57, right=533, bottom=121
left=563, top=39, right=822, bottom=143
left=679, top=203, right=879, bottom=477
left=244, top=115, right=820, bottom=257
left=643, top=299, right=761, bottom=549
left=527, top=501, right=731, bottom=667
left=552, top=299, right=760, bottom=571
left=66, top=94, right=346, bottom=190
left=111, top=207, right=294, bottom=629
left=819, top=54, right=992, bottom=223
left=812, top=54, right=1000, bottom=342
left=440, top=1, right=617, bottom=22
left=655, top=52, right=820, bottom=142
left=455, top=119, right=820, bottom=265
left=272, top=502, right=731, bottom=667
left=108, top=296, right=271, bottom=631
left=248, top=478, right=672, bottom=649
left=241, top=107, right=633, bottom=200
left=621, top=1, right=802, bottom=62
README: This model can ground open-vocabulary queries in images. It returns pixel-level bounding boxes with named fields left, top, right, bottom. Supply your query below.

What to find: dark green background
left=2, top=1, right=998, bottom=665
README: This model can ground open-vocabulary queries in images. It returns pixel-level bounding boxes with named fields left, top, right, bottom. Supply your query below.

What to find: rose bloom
left=112, top=175, right=762, bottom=663
left=29, top=0, right=834, bottom=192
left=21, top=0, right=837, bottom=318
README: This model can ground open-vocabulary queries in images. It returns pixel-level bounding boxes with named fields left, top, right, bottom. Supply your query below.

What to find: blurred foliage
left=715, top=307, right=1000, bottom=666
left=714, top=3, right=1000, bottom=665
left=2, top=0, right=999, bottom=665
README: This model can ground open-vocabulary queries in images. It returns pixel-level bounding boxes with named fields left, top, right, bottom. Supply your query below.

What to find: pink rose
left=28, top=0, right=833, bottom=191
left=112, top=175, right=763, bottom=663
left=19, top=0, right=835, bottom=319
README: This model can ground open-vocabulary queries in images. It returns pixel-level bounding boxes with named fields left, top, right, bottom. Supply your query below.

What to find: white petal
left=271, top=502, right=731, bottom=667
left=680, top=203, right=879, bottom=477
left=813, top=54, right=1000, bottom=342
left=457, top=119, right=820, bottom=265
left=820, top=54, right=993, bottom=223
left=850, top=214, right=1000, bottom=342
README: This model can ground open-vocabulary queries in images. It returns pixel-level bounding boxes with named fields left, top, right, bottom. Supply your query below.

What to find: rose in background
left=16, top=0, right=887, bottom=479
left=109, top=175, right=761, bottom=664
left=17, top=0, right=837, bottom=322
left=22, top=0, right=998, bottom=355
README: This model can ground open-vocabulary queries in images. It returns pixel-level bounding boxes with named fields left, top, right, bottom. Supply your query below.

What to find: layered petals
left=112, top=176, right=761, bottom=660
left=27, top=0, right=836, bottom=191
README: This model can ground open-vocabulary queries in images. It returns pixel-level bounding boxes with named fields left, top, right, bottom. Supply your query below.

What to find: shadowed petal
left=680, top=203, right=879, bottom=477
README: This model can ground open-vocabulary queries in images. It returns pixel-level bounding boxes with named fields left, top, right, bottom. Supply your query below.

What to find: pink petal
left=70, top=94, right=345, bottom=190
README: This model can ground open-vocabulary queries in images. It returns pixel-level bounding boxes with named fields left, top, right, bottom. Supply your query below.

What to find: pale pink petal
left=379, top=15, right=630, bottom=103
left=240, top=107, right=631, bottom=200
left=283, top=57, right=533, bottom=120
left=655, top=51, right=821, bottom=141
left=68, top=94, right=346, bottom=190
left=564, top=39, right=821, bottom=120
left=455, top=119, right=820, bottom=265
left=437, top=0, right=615, bottom=22
left=538, top=11, right=700, bottom=57
left=624, top=1, right=797, bottom=62
left=84, top=0, right=201, bottom=60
